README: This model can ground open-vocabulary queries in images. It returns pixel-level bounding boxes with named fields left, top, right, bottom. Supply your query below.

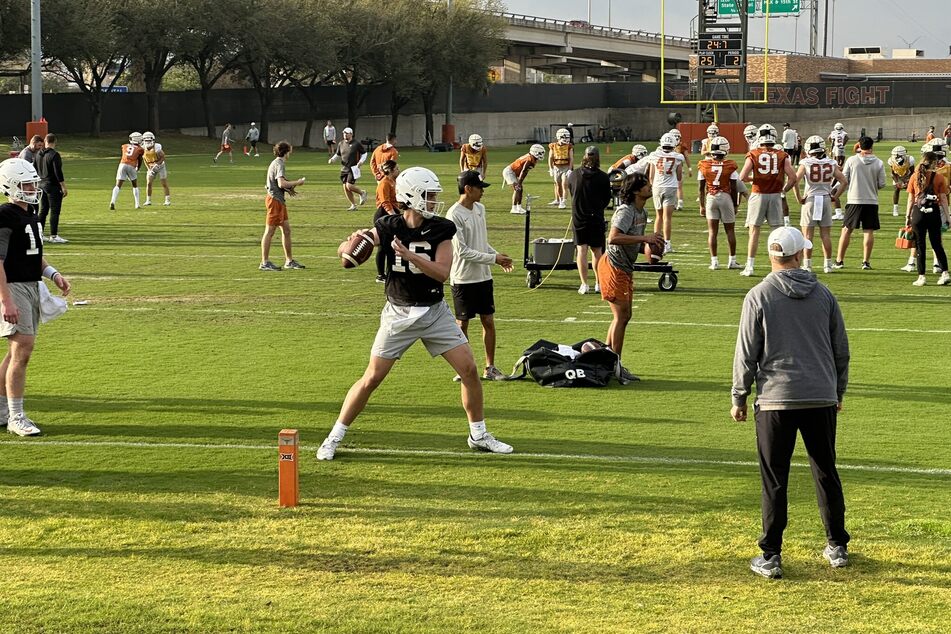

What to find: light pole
left=445, top=0, right=453, bottom=134
left=30, top=0, right=43, bottom=120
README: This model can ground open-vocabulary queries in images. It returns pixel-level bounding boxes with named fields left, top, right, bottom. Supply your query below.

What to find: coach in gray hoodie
left=835, top=136, right=887, bottom=269
left=731, top=226, right=851, bottom=580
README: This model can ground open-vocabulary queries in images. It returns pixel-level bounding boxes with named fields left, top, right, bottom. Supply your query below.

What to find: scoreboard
left=697, top=33, right=745, bottom=68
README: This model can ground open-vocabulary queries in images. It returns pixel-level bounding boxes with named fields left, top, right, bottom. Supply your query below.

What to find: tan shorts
left=0, top=281, right=40, bottom=337
left=800, top=196, right=833, bottom=227
left=147, top=164, right=168, bottom=181
left=705, top=192, right=736, bottom=222
left=652, top=187, right=678, bottom=211
left=371, top=301, right=468, bottom=360
left=552, top=166, right=571, bottom=181
left=116, top=163, right=139, bottom=182
left=502, top=166, right=519, bottom=186
left=746, top=193, right=784, bottom=228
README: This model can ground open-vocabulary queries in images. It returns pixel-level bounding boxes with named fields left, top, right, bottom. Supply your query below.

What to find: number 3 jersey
left=799, top=156, right=839, bottom=198
left=0, top=203, right=43, bottom=282
left=375, top=214, right=456, bottom=307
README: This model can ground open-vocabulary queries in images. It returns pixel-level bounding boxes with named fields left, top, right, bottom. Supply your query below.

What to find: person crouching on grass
left=259, top=142, right=306, bottom=272
left=598, top=173, right=664, bottom=384
left=317, top=167, right=513, bottom=460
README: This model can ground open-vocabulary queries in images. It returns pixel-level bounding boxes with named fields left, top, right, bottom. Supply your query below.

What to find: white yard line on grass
left=1, top=438, right=947, bottom=476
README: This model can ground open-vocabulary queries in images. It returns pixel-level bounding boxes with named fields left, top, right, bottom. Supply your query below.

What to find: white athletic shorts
left=746, top=193, right=784, bottom=228
left=800, top=195, right=833, bottom=227
left=147, top=164, right=168, bottom=180
left=371, top=300, right=468, bottom=360
left=116, top=164, right=139, bottom=182
left=552, top=166, right=571, bottom=181
left=502, top=166, right=519, bottom=186
left=652, top=186, right=678, bottom=211
left=705, top=192, right=736, bottom=222
left=0, top=281, right=40, bottom=337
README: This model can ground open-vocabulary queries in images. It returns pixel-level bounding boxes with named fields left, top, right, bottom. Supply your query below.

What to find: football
left=339, top=231, right=375, bottom=268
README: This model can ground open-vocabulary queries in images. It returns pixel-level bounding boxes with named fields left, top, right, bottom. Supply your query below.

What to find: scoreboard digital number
left=697, top=33, right=745, bottom=68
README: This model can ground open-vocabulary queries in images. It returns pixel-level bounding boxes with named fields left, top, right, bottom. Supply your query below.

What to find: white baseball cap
left=343, top=127, right=354, bottom=134
left=767, top=226, right=812, bottom=257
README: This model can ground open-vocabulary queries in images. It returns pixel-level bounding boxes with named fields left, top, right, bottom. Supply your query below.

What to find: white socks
left=328, top=421, right=349, bottom=442
left=803, top=258, right=812, bottom=268
left=728, top=256, right=737, bottom=266
left=132, top=187, right=141, bottom=207
left=711, top=257, right=719, bottom=266
left=8, top=397, right=23, bottom=418
left=469, top=420, right=487, bottom=439
left=111, top=186, right=120, bottom=204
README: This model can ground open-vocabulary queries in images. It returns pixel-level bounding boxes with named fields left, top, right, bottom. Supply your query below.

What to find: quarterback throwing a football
left=318, top=166, right=514, bottom=460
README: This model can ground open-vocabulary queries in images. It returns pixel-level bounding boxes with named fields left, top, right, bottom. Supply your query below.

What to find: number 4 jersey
left=0, top=203, right=43, bottom=282
left=375, top=214, right=456, bottom=307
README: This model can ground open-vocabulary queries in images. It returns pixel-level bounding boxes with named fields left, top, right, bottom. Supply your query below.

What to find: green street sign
left=717, top=0, right=801, bottom=17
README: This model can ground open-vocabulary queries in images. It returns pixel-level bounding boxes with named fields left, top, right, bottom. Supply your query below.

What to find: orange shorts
left=265, top=195, right=288, bottom=225
left=221, top=143, right=231, bottom=152
left=597, top=255, right=633, bottom=303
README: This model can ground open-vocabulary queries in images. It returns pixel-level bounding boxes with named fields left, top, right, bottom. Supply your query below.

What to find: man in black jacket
left=567, top=146, right=611, bottom=294
left=34, top=134, right=68, bottom=244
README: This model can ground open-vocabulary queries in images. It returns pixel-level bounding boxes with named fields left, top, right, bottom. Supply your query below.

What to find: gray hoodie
left=843, top=153, right=886, bottom=205
left=732, top=268, right=850, bottom=409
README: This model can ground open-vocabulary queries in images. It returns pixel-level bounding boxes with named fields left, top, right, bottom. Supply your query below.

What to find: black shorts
left=451, top=280, right=495, bottom=320
left=843, top=204, right=880, bottom=231
left=340, top=171, right=355, bottom=185
left=573, top=219, right=606, bottom=249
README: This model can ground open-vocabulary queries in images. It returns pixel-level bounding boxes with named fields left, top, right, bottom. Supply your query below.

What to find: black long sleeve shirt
left=34, top=148, right=65, bottom=191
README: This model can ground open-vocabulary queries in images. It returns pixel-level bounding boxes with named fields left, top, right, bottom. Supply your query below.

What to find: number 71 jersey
left=799, top=156, right=839, bottom=198
left=746, top=147, right=789, bottom=194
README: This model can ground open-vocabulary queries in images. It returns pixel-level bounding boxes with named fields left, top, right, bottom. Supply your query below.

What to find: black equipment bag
left=509, top=339, right=619, bottom=387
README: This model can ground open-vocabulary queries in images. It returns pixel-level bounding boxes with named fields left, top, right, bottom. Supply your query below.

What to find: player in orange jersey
left=110, top=132, right=145, bottom=210
left=459, top=134, right=488, bottom=178
left=502, top=144, right=544, bottom=215
left=547, top=128, right=574, bottom=209
left=698, top=137, right=740, bottom=270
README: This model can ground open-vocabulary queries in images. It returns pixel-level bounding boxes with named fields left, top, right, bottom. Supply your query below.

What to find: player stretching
left=503, top=144, right=544, bottom=215
left=547, top=128, right=574, bottom=209
left=317, top=167, right=513, bottom=460
left=459, top=134, right=487, bottom=178
left=110, top=132, right=145, bottom=210
left=796, top=136, right=847, bottom=274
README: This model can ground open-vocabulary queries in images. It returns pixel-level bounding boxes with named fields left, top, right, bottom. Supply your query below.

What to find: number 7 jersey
left=799, top=156, right=839, bottom=198
left=697, top=158, right=738, bottom=195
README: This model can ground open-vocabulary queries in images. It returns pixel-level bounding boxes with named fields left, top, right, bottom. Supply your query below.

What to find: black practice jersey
left=0, top=203, right=43, bottom=282
left=375, top=214, right=456, bottom=306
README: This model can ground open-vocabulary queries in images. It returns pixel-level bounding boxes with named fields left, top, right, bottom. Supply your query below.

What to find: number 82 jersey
left=799, top=156, right=839, bottom=198
left=375, top=214, right=456, bottom=307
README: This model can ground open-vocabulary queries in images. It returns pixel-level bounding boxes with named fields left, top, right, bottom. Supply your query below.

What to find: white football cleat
left=510, top=206, right=526, bottom=215
left=900, top=263, right=915, bottom=273
left=709, top=262, right=720, bottom=271
left=143, top=200, right=152, bottom=206
left=823, top=265, right=833, bottom=274
left=912, top=275, right=927, bottom=287
left=727, top=261, right=742, bottom=270
left=938, top=271, right=950, bottom=286
left=547, top=199, right=560, bottom=206
left=467, top=432, right=513, bottom=454
left=578, top=283, right=589, bottom=295
left=359, top=191, right=368, bottom=206
left=7, top=413, right=41, bottom=437
left=316, top=437, right=340, bottom=460
left=740, top=265, right=755, bottom=277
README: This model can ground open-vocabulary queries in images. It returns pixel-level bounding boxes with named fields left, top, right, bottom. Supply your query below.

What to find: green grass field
left=0, top=133, right=948, bottom=633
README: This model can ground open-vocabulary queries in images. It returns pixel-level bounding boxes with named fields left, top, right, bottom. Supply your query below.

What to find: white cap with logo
left=343, top=127, right=354, bottom=134
left=767, top=227, right=812, bottom=257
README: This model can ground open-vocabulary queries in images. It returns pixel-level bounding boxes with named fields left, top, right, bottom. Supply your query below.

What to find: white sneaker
left=938, top=272, right=950, bottom=286
left=675, top=200, right=684, bottom=210
left=933, top=265, right=942, bottom=274
left=832, top=209, right=844, bottom=220
left=594, top=283, right=600, bottom=292
left=510, top=206, right=526, bottom=215
left=358, top=192, right=368, bottom=205
left=347, top=204, right=357, bottom=211
left=823, top=265, right=833, bottom=274
left=802, top=264, right=812, bottom=272
left=558, top=200, right=566, bottom=209
left=7, top=413, right=41, bottom=436
left=134, top=205, right=141, bottom=210
left=467, top=432, right=513, bottom=454
left=727, top=260, right=741, bottom=270
left=163, top=199, right=171, bottom=206
left=143, top=200, right=152, bottom=206
left=912, top=275, right=927, bottom=287
left=49, top=235, right=68, bottom=244
left=316, top=437, right=340, bottom=460
left=255, top=153, right=260, bottom=157
left=578, top=283, right=589, bottom=295
left=892, top=209, right=899, bottom=216
left=740, top=265, right=754, bottom=277
left=663, top=240, right=673, bottom=254
left=709, top=261, right=720, bottom=271
left=900, top=263, right=915, bottom=273
left=547, top=199, right=560, bottom=206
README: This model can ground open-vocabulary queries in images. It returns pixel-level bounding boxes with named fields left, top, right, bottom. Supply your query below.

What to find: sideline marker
left=278, top=429, right=299, bottom=508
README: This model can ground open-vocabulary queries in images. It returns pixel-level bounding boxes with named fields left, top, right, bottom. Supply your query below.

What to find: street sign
left=717, top=0, right=801, bottom=17
left=697, top=33, right=745, bottom=68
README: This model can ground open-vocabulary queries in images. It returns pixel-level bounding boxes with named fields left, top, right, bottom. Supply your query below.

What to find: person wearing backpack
left=905, top=148, right=950, bottom=286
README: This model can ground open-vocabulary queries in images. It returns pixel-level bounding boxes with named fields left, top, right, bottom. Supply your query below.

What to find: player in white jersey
left=648, top=133, right=684, bottom=254
left=744, top=124, right=759, bottom=151
left=794, top=136, right=847, bottom=274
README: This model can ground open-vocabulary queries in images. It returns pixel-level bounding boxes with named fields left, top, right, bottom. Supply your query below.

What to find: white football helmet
left=669, top=128, right=682, bottom=142
left=0, top=158, right=41, bottom=205
left=758, top=124, right=777, bottom=145
left=395, top=167, right=443, bottom=219
left=556, top=128, right=571, bottom=144
left=744, top=124, right=758, bottom=142
left=142, top=131, right=156, bottom=149
left=468, top=134, right=483, bottom=150
left=706, top=124, right=720, bottom=137
left=708, top=136, right=730, bottom=156
left=659, top=133, right=677, bottom=149
left=926, top=138, right=947, bottom=157
left=805, top=135, right=826, bottom=156
left=129, top=132, right=143, bottom=146
left=834, top=122, right=845, bottom=131
left=631, top=144, right=649, bottom=159
left=529, top=143, right=545, bottom=160
left=891, top=146, right=907, bottom=158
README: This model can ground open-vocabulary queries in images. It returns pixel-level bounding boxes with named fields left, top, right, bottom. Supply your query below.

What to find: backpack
left=509, top=339, right=620, bottom=387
